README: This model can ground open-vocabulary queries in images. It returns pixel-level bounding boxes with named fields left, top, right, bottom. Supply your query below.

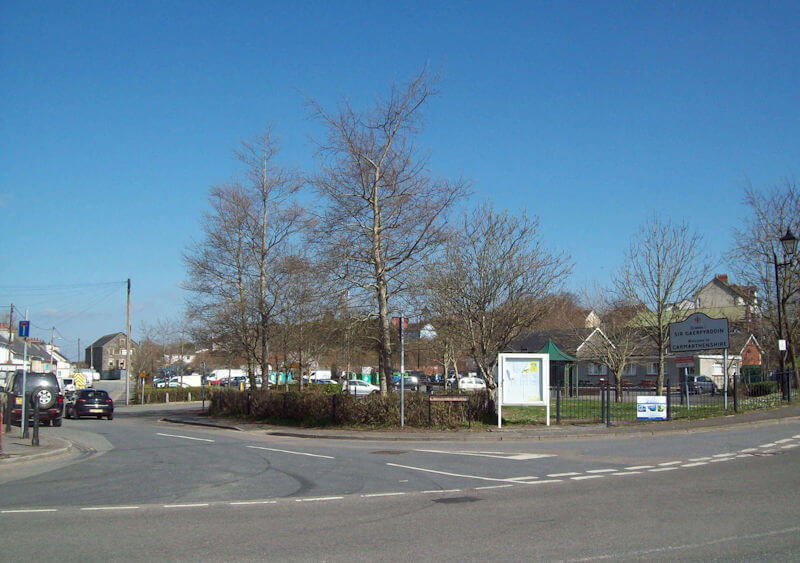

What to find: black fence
left=500, top=370, right=798, bottom=426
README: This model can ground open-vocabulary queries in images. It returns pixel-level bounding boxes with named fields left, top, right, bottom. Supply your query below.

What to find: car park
left=66, top=388, right=114, bottom=420
left=342, top=379, right=380, bottom=396
left=457, top=376, right=486, bottom=392
left=0, top=370, right=64, bottom=427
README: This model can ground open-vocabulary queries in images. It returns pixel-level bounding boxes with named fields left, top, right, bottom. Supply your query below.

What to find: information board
left=497, top=353, right=550, bottom=427
left=636, top=396, right=667, bottom=420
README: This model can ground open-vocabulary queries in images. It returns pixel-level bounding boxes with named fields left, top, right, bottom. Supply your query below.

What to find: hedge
left=745, top=381, right=778, bottom=397
left=208, top=387, right=494, bottom=428
left=130, top=386, right=205, bottom=404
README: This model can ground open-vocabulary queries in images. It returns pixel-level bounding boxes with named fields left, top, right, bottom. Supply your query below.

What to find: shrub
left=130, top=386, right=204, bottom=404
left=208, top=388, right=494, bottom=428
left=746, top=381, right=778, bottom=397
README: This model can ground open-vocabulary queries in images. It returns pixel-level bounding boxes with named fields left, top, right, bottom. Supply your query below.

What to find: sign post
left=19, top=315, right=30, bottom=438
left=669, top=312, right=731, bottom=410
left=497, top=353, right=550, bottom=428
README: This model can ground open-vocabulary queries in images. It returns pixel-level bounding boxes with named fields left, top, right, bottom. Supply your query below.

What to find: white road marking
left=611, top=471, right=641, bottom=476
left=775, top=438, right=793, bottom=444
left=709, top=458, right=730, bottom=463
left=736, top=454, right=754, bottom=458
left=1, top=508, right=58, bottom=514
left=475, top=484, right=514, bottom=490
left=548, top=472, right=580, bottom=477
left=387, top=462, right=532, bottom=484
left=229, top=500, right=277, bottom=505
left=295, top=497, right=343, bottom=502
left=649, top=467, right=678, bottom=472
left=164, top=503, right=209, bottom=508
left=625, top=465, right=654, bottom=470
left=586, top=469, right=618, bottom=474
left=689, top=457, right=712, bottom=461
left=525, top=479, right=562, bottom=485
left=739, top=448, right=757, bottom=453
left=572, top=475, right=603, bottom=480
left=414, top=449, right=554, bottom=461
left=361, top=492, right=406, bottom=498
left=681, top=462, right=708, bottom=467
left=81, top=506, right=139, bottom=511
left=658, top=461, right=682, bottom=466
left=760, top=443, right=776, bottom=448
left=156, top=433, right=215, bottom=443
left=781, top=444, right=798, bottom=449
left=793, top=435, right=800, bottom=439
left=420, top=489, right=461, bottom=494
left=246, top=445, right=334, bottom=459
left=712, top=453, right=735, bottom=458
left=505, top=475, right=539, bottom=481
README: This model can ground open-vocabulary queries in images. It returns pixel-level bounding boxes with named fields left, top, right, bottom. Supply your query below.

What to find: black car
left=0, top=370, right=64, bottom=427
left=66, top=389, right=114, bottom=420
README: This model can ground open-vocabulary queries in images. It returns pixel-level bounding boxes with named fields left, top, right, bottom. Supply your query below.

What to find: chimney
left=715, top=274, right=729, bottom=285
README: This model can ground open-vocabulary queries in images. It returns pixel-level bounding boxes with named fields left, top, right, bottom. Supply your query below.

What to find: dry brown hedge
left=208, top=387, right=494, bottom=428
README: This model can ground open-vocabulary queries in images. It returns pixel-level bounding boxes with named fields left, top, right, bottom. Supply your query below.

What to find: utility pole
left=21, top=309, right=29, bottom=438
left=6, top=303, right=12, bottom=364
left=50, top=326, right=55, bottom=369
left=77, top=338, right=80, bottom=366
left=126, top=278, right=131, bottom=406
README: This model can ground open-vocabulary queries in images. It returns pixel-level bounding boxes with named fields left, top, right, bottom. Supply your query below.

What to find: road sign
left=669, top=312, right=729, bottom=352
left=675, top=356, right=695, bottom=368
left=18, top=320, right=29, bottom=338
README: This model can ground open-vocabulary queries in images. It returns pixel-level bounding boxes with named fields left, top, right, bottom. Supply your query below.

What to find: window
left=712, top=362, right=724, bottom=376
left=647, top=362, right=659, bottom=374
left=623, top=364, right=637, bottom=376
left=587, top=363, right=607, bottom=376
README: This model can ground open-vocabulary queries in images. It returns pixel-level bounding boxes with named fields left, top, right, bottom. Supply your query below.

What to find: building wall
left=696, top=282, right=739, bottom=308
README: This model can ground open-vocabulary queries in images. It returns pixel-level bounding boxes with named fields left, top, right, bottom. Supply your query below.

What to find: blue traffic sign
left=18, top=320, right=30, bottom=338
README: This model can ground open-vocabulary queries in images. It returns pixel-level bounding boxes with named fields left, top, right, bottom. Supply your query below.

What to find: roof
left=537, top=337, right=577, bottom=362
left=508, top=329, right=593, bottom=356
left=89, top=332, right=135, bottom=348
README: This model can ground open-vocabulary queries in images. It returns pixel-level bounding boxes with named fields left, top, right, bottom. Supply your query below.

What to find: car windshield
left=78, top=390, right=109, bottom=400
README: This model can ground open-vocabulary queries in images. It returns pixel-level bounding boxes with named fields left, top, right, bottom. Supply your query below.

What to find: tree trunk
left=615, top=371, right=623, bottom=403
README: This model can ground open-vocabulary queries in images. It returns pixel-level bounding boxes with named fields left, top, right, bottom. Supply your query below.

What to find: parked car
left=342, top=379, right=380, bottom=396
left=0, top=370, right=64, bottom=427
left=310, top=379, right=338, bottom=385
left=393, top=375, right=419, bottom=391
left=66, top=388, right=114, bottom=420
left=457, top=377, right=486, bottom=392
left=686, top=375, right=719, bottom=394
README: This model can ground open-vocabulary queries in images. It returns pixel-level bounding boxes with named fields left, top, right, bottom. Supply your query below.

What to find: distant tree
left=184, top=129, right=303, bottom=388
left=425, top=202, right=570, bottom=394
left=575, top=292, right=645, bottom=400
left=614, top=215, right=712, bottom=394
left=729, top=180, right=800, bottom=388
left=309, top=68, right=467, bottom=395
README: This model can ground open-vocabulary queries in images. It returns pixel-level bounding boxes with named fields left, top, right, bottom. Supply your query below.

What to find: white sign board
left=668, top=312, right=729, bottom=352
left=637, top=396, right=667, bottom=420
left=497, top=353, right=550, bottom=428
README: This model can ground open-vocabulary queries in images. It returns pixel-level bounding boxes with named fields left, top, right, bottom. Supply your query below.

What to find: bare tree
left=614, top=215, right=712, bottom=394
left=574, top=293, right=645, bottom=400
left=730, top=180, right=800, bottom=387
left=184, top=130, right=304, bottom=388
left=309, top=69, right=467, bottom=394
left=426, top=202, right=570, bottom=393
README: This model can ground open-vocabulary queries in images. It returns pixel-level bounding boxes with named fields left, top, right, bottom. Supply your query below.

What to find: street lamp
left=773, top=227, right=797, bottom=400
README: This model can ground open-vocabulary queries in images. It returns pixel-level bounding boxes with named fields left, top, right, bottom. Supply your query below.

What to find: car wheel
left=31, top=386, right=57, bottom=410
left=96, top=415, right=102, bottom=419
left=52, top=418, right=62, bottom=427
left=108, top=413, right=114, bottom=420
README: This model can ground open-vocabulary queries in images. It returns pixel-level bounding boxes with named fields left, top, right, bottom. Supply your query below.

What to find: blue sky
left=1, top=1, right=798, bottom=360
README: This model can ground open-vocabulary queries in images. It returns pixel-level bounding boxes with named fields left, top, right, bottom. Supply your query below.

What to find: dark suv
left=1, top=370, right=64, bottom=427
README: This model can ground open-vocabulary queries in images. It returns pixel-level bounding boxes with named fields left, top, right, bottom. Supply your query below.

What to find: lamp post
left=773, top=228, right=797, bottom=400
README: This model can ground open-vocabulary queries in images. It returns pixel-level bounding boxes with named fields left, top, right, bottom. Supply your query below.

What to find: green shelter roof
left=537, top=337, right=578, bottom=362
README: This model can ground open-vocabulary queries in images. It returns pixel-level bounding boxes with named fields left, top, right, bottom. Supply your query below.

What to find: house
left=0, top=333, right=72, bottom=382
left=689, top=274, right=759, bottom=325
left=86, top=332, right=138, bottom=379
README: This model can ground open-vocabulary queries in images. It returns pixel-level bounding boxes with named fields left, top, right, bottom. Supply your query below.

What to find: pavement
left=0, top=428, right=72, bottom=464
left=160, top=400, right=800, bottom=441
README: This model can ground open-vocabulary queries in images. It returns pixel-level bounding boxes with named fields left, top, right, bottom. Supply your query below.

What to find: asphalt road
left=2, top=405, right=799, bottom=561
